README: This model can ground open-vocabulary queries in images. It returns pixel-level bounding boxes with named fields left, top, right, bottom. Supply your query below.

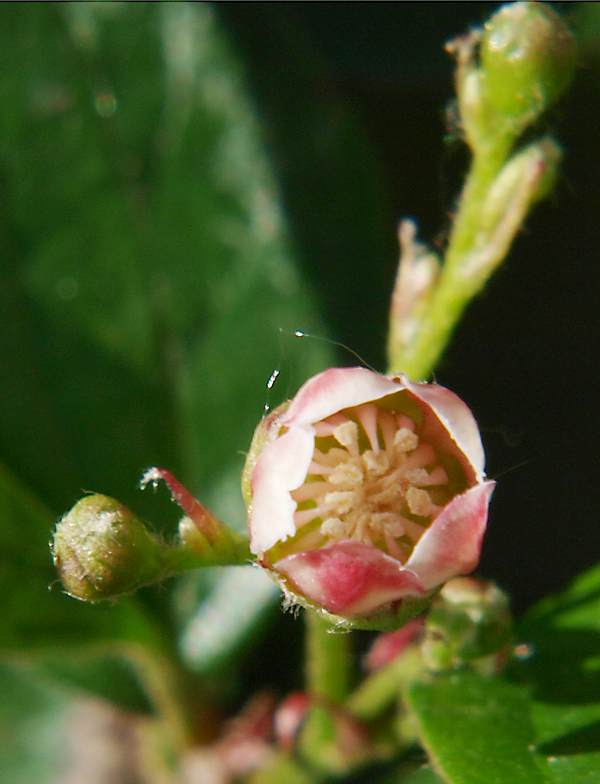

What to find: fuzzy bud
left=422, top=577, right=512, bottom=672
left=480, top=2, right=576, bottom=132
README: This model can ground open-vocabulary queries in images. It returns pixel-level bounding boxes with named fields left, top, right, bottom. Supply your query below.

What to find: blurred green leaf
left=512, top=563, right=600, bottom=783
left=396, top=767, right=445, bottom=784
left=0, top=1, right=334, bottom=684
left=0, top=664, right=72, bottom=784
left=405, top=672, right=547, bottom=784
left=218, top=4, right=395, bottom=370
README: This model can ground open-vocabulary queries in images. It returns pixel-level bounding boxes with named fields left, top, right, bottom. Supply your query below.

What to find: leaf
left=0, top=663, right=73, bottom=784
left=405, top=672, right=548, bottom=784
left=0, top=1, right=334, bottom=683
left=512, top=563, right=600, bottom=783
left=217, top=3, right=395, bottom=370
left=174, top=566, right=277, bottom=674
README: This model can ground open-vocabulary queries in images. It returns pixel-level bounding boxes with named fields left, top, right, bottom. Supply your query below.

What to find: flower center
left=291, top=402, right=451, bottom=562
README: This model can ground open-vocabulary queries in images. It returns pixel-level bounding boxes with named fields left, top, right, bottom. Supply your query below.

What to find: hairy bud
left=53, top=494, right=163, bottom=602
left=481, top=2, right=576, bottom=132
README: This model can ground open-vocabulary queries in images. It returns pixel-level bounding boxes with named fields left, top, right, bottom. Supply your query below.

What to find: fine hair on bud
left=53, top=494, right=163, bottom=602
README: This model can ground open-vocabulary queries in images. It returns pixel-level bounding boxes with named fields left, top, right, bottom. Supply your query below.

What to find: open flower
left=245, top=367, right=494, bottom=627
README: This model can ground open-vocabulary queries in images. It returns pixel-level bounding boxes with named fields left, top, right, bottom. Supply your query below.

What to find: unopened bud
left=422, top=577, right=512, bottom=672
left=481, top=2, right=576, bottom=131
left=462, top=137, right=561, bottom=284
left=53, top=494, right=163, bottom=602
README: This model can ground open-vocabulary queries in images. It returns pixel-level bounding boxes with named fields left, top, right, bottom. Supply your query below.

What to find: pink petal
left=401, top=377, right=485, bottom=480
left=249, top=427, right=315, bottom=555
left=274, top=541, right=426, bottom=616
left=281, top=367, right=403, bottom=428
left=406, top=481, right=495, bottom=590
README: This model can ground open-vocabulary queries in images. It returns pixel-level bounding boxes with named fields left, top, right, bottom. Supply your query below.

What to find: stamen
left=312, top=448, right=342, bottom=466
left=370, top=513, right=404, bottom=537
left=362, top=450, right=390, bottom=476
left=292, top=400, right=451, bottom=561
left=324, top=491, right=357, bottom=516
left=404, top=468, right=430, bottom=486
left=355, top=403, right=380, bottom=453
left=333, top=421, right=360, bottom=456
left=291, top=482, right=330, bottom=502
left=394, top=427, right=419, bottom=453
left=328, top=461, right=363, bottom=486
left=384, top=530, right=406, bottom=560
left=309, top=461, right=335, bottom=475
left=294, top=506, right=326, bottom=527
left=320, top=517, right=347, bottom=538
left=427, top=466, right=449, bottom=485
left=378, top=410, right=398, bottom=453
left=406, top=466, right=448, bottom=486
left=403, top=443, right=436, bottom=469
left=401, top=516, right=427, bottom=543
left=406, top=486, right=434, bottom=517
left=396, top=414, right=416, bottom=431
left=313, top=413, right=348, bottom=438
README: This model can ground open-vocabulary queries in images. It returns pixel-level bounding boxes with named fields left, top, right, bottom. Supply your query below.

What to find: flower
left=245, top=367, right=494, bottom=626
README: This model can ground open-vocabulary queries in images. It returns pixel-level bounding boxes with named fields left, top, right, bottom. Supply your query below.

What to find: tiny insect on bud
left=52, top=494, right=163, bottom=602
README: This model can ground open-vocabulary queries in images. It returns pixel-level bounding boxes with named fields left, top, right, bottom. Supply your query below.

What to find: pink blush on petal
left=406, top=481, right=495, bottom=590
left=275, top=541, right=426, bottom=616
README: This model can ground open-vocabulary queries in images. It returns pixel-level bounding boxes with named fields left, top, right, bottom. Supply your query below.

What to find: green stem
left=388, top=140, right=509, bottom=380
left=346, top=647, right=422, bottom=723
left=305, top=612, right=352, bottom=703
left=126, top=645, right=198, bottom=749
left=161, top=533, right=251, bottom=575
left=301, top=612, right=353, bottom=769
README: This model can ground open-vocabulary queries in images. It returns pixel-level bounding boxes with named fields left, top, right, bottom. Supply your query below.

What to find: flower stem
left=126, top=645, right=198, bottom=749
left=387, top=140, right=507, bottom=380
left=301, top=612, right=353, bottom=769
left=346, top=647, right=422, bottom=722
left=305, top=612, right=352, bottom=703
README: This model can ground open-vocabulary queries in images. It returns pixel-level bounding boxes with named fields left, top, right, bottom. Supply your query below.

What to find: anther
left=406, top=486, right=434, bottom=517
left=333, top=421, right=360, bottom=456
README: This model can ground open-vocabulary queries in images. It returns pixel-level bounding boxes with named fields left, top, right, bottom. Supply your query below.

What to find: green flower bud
left=422, top=577, right=512, bottom=672
left=481, top=2, right=576, bottom=131
left=53, top=494, right=163, bottom=602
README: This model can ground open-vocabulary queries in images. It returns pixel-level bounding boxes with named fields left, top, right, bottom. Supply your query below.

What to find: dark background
left=220, top=2, right=600, bottom=615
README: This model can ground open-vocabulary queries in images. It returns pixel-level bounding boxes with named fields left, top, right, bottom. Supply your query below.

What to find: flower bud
left=421, top=577, right=512, bottom=672
left=245, top=367, right=494, bottom=630
left=53, top=494, right=163, bottom=602
left=480, top=2, right=576, bottom=131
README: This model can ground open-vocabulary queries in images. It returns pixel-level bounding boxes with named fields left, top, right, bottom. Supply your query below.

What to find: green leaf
left=0, top=664, right=73, bottom=784
left=512, top=563, right=600, bottom=782
left=0, top=3, right=332, bottom=651
left=173, top=565, right=277, bottom=674
left=406, top=672, right=547, bottom=784
left=397, top=766, right=445, bottom=784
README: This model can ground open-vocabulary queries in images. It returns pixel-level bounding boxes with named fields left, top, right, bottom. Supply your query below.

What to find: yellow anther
left=362, top=450, right=390, bottom=476
left=406, top=486, right=434, bottom=517
left=325, top=491, right=357, bottom=516
left=329, top=461, right=364, bottom=486
left=394, top=427, right=419, bottom=453
left=320, top=517, right=347, bottom=538
left=333, top=421, right=359, bottom=451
